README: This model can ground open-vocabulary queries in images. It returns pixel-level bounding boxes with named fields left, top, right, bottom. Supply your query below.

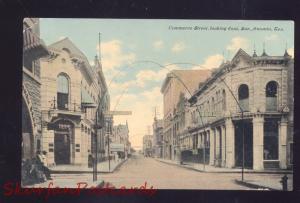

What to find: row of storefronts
left=161, top=48, right=294, bottom=170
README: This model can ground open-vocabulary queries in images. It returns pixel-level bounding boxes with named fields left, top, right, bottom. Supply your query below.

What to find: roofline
left=188, top=49, right=293, bottom=103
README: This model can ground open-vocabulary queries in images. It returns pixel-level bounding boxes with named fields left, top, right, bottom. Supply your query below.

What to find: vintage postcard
left=21, top=18, right=294, bottom=191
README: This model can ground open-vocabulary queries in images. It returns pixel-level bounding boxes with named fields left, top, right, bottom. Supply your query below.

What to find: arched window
left=57, top=74, right=69, bottom=110
left=222, top=89, right=226, bottom=111
left=238, top=84, right=249, bottom=112
left=266, top=81, right=278, bottom=111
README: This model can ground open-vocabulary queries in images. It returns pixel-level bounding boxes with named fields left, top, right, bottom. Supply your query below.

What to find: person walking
left=37, top=151, right=52, bottom=180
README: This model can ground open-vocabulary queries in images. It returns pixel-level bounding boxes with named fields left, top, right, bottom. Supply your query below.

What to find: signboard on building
left=110, top=143, right=125, bottom=152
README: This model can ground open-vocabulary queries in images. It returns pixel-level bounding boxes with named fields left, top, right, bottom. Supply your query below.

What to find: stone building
left=111, top=122, right=131, bottom=159
left=160, top=70, right=212, bottom=160
left=22, top=18, right=49, bottom=160
left=39, top=37, right=110, bottom=166
left=152, top=118, right=163, bottom=158
left=187, top=48, right=293, bottom=170
left=143, top=134, right=153, bottom=157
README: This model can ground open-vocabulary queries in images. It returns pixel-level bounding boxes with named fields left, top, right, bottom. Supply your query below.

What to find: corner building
left=187, top=49, right=294, bottom=170
left=39, top=38, right=109, bottom=166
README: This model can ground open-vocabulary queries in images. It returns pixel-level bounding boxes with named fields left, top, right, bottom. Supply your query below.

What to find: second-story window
left=222, top=89, right=226, bottom=111
left=238, top=84, right=249, bottom=112
left=57, top=74, right=69, bottom=110
left=266, top=81, right=278, bottom=111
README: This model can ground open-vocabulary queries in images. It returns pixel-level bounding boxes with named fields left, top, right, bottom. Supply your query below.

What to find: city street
left=31, top=154, right=292, bottom=190
left=99, top=154, right=253, bottom=190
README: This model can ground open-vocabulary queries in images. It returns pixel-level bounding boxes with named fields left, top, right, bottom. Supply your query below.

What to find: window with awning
left=81, top=87, right=96, bottom=108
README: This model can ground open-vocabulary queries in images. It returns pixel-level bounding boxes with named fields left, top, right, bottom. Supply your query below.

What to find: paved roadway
left=99, top=153, right=252, bottom=190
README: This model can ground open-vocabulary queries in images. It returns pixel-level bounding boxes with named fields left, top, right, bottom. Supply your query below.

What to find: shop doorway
left=234, top=120, right=253, bottom=168
left=54, top=133, right=70, bottom=164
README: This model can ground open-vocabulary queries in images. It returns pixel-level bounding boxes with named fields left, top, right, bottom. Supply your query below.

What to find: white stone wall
left=40, top=46, right=103, bottom=166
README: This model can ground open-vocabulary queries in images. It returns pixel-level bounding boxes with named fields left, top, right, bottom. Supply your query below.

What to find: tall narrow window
left=222, top=89, right=226, bottom=111
left=211, top=97, right=215, bottom=116
left=238, top=84, right=249, bottom=112
left=266, top=81, right=278, bottom=111
left=57, top=74, right=69, bottom=110
left=264, top=119, right=279, bottom=160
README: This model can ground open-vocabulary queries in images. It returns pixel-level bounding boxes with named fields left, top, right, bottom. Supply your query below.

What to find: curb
left=50, top=159, right=128, bottom=174
left=234, top=179, right=279, bottom=191
left=155, top=159, right=293, bottom=174
left=111, top=158, right=128, bottom=172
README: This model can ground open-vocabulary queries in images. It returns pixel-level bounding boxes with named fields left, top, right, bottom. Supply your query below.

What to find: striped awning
left=81, top=88, right=97, bottom=108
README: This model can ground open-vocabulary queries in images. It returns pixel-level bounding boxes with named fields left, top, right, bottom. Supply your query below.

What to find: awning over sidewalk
left=81, top=88, right=97, bottom=108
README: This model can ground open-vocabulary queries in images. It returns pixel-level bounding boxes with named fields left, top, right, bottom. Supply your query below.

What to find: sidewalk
left=49, top=158, right=128, bottom=173
left=235, top=175, right=293, bottom=191
left=155, top=158, right=293, bottom=191
left=28, top=173, right=105, bottom=188
left=155, top=158, right=293, bottom=174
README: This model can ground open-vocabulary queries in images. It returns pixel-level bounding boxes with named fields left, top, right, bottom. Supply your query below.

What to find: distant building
left=187, top=48, right=294, bottom=170
left=152, top=118, right=163, bottom=158
left=111, top=122, right=130, bottom=159
left=161, top=70, right=212, bottom=161
left=143, top=135, right=153, bottom=157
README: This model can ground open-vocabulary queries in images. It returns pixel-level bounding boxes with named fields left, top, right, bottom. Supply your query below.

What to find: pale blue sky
left=40, top=19, right=294, bottom=147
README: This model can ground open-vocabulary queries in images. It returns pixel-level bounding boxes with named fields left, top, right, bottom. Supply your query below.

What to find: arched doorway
left=53, top=119, right=74, bottom=165
left=22, top=97, right=34, bottom=160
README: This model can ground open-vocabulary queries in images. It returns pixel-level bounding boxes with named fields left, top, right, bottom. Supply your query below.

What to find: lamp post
left=93, top=109, right=100, bottom=181
left=108, top=124, right=111, bottom=172
left=219, top=77, right=245, bottom=181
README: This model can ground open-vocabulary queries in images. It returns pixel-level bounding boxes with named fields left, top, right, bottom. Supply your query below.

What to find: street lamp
left=219, top=77, right=245, bottom=182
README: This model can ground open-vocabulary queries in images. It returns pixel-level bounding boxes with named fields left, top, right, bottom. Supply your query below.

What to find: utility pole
left=108, top=122, right=111, bottom=172
left=93, top=110, right=99, bottom=181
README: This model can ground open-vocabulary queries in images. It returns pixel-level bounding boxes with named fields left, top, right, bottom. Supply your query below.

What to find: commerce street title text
left=168, top=25, right=284, bottom=32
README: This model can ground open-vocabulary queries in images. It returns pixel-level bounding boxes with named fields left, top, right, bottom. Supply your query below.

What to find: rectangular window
left=263, top=119, right=279, bottom=160
left=57, top=93, right=69, bottom=110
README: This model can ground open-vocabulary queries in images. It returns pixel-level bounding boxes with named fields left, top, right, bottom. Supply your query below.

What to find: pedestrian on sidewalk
left=37, top=150, right=52, bottom=180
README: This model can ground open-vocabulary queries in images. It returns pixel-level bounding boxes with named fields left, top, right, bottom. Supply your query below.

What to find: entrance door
left=54, top=133, right=70, bottom=164
left=234, top=121, right=253, bottom=168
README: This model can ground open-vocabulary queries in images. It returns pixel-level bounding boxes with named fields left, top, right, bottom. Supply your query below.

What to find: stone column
left=209, top=128, right=215, bottom=165
left=221, top=125, right=226, bottom=167
left=216, top=127, right=221, bottom=166
left=279, top=118, right=288, bottom=169
left=43, top=128, right=54, bottom=166
left=225, top=119, right=235, bottom=168
left=81, top=127, right=88, bottom=166
left=253, top=116, right=264, bottom=170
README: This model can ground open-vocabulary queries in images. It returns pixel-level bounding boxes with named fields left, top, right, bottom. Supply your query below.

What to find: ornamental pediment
left=231, top=48, right=254, bottom=69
